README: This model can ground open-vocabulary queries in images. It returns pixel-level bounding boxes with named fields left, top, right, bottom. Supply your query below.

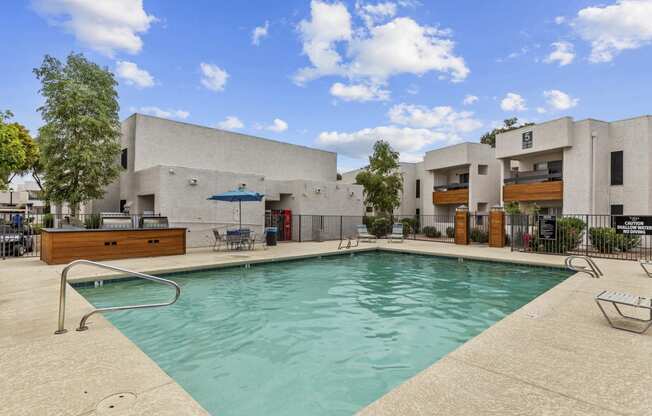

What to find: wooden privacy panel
left=433, top=188, right=469, bottom=205
left=489, top=210, right=505, bottom=247
left=40, top=228, right=186, bottom=265
left=503, top=181, right=563, bottom=202
left=454, top=211, right=469, bottom=245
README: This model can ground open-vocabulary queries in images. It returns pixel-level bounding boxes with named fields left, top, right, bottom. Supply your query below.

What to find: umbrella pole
left=239, top=200, right=242, bottom=230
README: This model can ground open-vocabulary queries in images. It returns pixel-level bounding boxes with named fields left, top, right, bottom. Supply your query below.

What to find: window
left=119, top=200, right=127, bottom=213
left=610, top=204, right=623, bottom=215
left=415, top=179, right=421, bottom=198
left=121, top=148, right=128, bottom=169
left=416, top=208, right=420, bottom=217
left=478, top=164, right=488, bottom=175
left=522, top=131, right=533, bottom=149
left=534, top=162, right=547, bottom=171
left=477, top=202, right=488, bottom=212
left=610, top=151, right=623, bottom=185
left=459, top=173, right=469, bottom=184
left=366, top=206, right=373, bottom=213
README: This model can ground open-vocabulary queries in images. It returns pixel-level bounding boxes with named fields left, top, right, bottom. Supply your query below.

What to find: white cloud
left=463, top=94, right=478, bottom=105
left=266, top=118, right=288, bottom=132
left=330, top=82, right=390, bottom=102
left=537, top=107, right=547, bottom=114
left=32, top=0, right=156, bottom=57
left=115, top=61, right=154, bottom=88
left=217, top=116, right=244, bottom=130
left=252, top=21, right=269, bottom=46
left=574, top=0, right=652, bottom=63
left=388, top=103, right=482, bottom=132
left=347, top=17, right=469, bottom=83
left=317, top=125, right=447, bottom=160
left=554, top=16, right=566, bottom=25
left=500, top=92, right=527, bottom=112
left=356, top=1, right=397, bottom=27
left=200, top=63, right=228, bottom=92
left=544, top=41, right=575, bottom=66
left=294, top=0, right=352, bottom=84
left=294, top=1, right=469, bottom=90
left=543, top=90, right=579, bottom=110
left=136, top=107, right=190, bottom=120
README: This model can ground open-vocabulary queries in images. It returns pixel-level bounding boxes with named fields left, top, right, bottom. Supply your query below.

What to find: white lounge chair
left=595, top=290, right=652, bottom=333
left=356, top=225, right=377, bottom=243
left=639, top=260, right=652, bottom=277
left=212, top=229, right=226, bottom=251
left=387, top=223, right=404, bottom=243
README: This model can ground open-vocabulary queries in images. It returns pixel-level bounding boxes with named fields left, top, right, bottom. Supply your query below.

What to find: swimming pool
left=76, top=252, right=570, bottom=416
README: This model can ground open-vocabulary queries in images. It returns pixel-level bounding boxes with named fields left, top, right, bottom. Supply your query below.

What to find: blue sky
left=2, top=1, right=652, bottom=173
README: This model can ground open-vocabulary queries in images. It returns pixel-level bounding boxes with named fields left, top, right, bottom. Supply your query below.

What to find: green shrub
left=400, top=217, right=417, bottom=236
left=422, top=226, right=442, bottom=238
left=616, top=234, right=640, bottom=252
left=84, top=213, right=101, bottom=229
left=445, top=226, right=455, bottom=238
left=371, top=217, right=391, bottom=237
left=469, top=227, right=488, bottom=243
left=504, top=201, right=521, bottom=215
left=42, top=213, right=54, bottom=228
left=589, top=227, right=617, bottom=253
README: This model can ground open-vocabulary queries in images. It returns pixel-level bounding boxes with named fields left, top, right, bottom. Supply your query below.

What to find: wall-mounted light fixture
left=189, top=177, right=198, bottom=186
left=168, top=168, right=175, bottom=175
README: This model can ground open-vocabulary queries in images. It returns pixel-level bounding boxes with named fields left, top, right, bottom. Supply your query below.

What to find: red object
left=282, top=209, right=292, bottom=240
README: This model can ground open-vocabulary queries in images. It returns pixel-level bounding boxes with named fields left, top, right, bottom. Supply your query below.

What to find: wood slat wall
left=433, top=188, right=469, bottom=205
left=489, top=210, right=505, bottom=248
left=40, top=229, right=186, bottom=265
left=503, top=181, right=563, bottom=202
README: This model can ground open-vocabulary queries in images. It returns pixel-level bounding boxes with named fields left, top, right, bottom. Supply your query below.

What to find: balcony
left=503, top=171, right=563, bottom=202
left=433, top=183, right=469, bottom=205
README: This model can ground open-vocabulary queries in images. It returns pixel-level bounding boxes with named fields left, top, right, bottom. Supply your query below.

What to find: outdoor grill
left=139, top=216, right=169, bottom=229
left=100, top=215, right=133, bottom=230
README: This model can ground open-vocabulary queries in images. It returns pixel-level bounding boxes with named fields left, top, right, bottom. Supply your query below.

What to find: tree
left=480, top=117, right=534, bottom=147
left=34, top=53, right=121, bottom=216
left=0, top=110, right=38, bottom=189
left=355, top=140, right=403, bottom=216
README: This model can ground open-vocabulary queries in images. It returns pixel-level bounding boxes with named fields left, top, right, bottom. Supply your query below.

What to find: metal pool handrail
left=565, top=255, right=603, bottom=279
left=55, top=259, right=181, bottom=334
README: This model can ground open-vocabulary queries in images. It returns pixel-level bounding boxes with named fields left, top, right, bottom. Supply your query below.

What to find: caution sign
left=614, top=216, right=652, bottom=235
left=538, top=215, right=557, bottom=240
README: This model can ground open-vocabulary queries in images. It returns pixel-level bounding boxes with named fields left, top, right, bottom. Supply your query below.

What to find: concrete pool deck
left=1, top=240, right=651, bottom=415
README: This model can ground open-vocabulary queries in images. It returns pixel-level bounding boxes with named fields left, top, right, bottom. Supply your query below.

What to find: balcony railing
left=433, top=187, right=469, bottom=205
left=433, top=182, right=469, bottom=191
left=503, top=180, right=563, bottom=202
left=503, top=170, right=562, bottom=184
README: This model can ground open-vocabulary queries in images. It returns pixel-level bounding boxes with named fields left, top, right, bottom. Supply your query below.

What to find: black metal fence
left=0, top=212, right=159, bottom=259
left=509, top=214, right=652, bottom=261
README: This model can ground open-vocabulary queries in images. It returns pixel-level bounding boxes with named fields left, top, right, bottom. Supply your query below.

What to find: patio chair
left=387, top=223, right=404, bottom=243
left=356, top=225, right=377, bottom=243
left=248, top=229, right=269, bottom=251
left=595, top=290, right=652, bottom=334
left=639, top=260, right=652, bottom=277
left=212, top=229, right=226, bottom=251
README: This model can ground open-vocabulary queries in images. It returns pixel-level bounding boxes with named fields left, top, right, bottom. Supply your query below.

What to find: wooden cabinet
left=41, top=228, right=186, bottom=265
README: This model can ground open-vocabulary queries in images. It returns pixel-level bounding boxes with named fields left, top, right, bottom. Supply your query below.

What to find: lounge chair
left=212, top=229, right=226, bottom=251
left=639, top=260, right=652, bottom=277
left=338, top=236, right=359, bottom=249
left=387, top=223, right=404, bottom=243
left=595, top=290, right=652, bottom=334
left=356, top=225, right=377, bottom=243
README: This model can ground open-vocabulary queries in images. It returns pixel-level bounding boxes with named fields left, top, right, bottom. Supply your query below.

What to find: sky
left=2, top=0, right=652, bottom=175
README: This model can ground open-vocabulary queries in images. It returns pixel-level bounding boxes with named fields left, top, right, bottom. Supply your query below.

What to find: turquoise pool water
left=77, top=252, right=570, bottom=416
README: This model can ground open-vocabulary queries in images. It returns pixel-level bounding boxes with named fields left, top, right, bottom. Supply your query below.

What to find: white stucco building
left=0, top=181, right=45, bottom=216
left=495, top=115, right=652, bottom=215
left=341, top=142, right=501, bottom=218
left=94, top=114, right=364, bottom=246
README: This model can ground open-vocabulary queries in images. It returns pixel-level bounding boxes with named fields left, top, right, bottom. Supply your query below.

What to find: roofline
left=424, top=141, right=491, bottom=154
left=123, top=113, right=337, bottom=156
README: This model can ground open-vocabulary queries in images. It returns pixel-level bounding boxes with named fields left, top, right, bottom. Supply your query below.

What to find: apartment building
left=495, top=115, right=652, bottom=215
left=341, top=142, right=501, bottom=218
left=0, top=181, right=45, bottom=216
left=93, top=114, right=364, bottom=246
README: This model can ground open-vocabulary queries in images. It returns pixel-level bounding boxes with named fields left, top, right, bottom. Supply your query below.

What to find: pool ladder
left=565, top=256, right=603, bottom=279
left=55, top=259, right=181, bottom=334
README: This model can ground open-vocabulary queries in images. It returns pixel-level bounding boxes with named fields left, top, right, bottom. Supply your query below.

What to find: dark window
left=610, top=151, right=623, bottom=185
left=522, top=131, right=533, bottom=149
left=366, top=206, right=373, bottom=213
left=416, top=179, right=421, bottom=198
left=459, top=173, right=469, bottom=184
left=119, top=200, right=127, bottom=213
left=478, top=164, right=488, bottom=175
left=121, top=148, right=128, bottom=169
left=416, top=208, right=420, bottom=217
left=610, top=204, right=623, bottom=215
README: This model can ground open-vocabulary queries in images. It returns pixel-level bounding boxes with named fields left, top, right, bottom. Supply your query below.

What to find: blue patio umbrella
left=207, top=188, right=264, bottom=229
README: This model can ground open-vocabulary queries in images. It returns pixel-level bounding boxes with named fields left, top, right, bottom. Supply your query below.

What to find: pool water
left=77, top=252, right=570, bottom=416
